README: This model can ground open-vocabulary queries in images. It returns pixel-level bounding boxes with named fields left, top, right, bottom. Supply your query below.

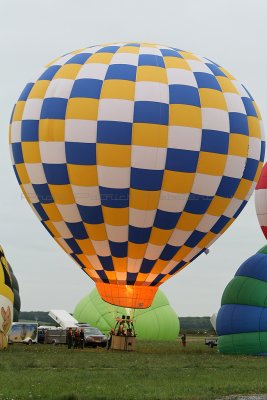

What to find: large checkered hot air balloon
left=10, top=43, right=265, bottom=308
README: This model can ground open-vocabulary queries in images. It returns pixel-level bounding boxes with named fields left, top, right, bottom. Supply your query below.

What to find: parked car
left=9, top=323, right=38, bottom=345
left=83, top=327, right=107, bottom=348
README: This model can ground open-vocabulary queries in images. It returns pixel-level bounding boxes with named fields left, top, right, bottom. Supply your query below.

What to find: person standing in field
left=80, top=328, right=85, bottom=349
left=67, top=327, right=73, bottom=349
left=74, top=327, right=80, bottom=348
left=181, top=333, right=187, bottom=347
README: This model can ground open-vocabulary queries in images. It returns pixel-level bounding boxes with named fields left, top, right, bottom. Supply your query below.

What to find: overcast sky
left=0, top=0, right=266, bottom=317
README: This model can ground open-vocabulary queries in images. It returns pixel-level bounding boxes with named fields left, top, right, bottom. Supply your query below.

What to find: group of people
left=67, top=327, right=85, bottom=349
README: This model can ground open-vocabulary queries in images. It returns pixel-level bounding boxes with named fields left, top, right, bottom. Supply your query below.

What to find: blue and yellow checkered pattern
left=10, top=43, right=265, bottom=307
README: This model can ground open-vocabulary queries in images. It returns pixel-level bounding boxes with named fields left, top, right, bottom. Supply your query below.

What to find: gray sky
left=0, top=0, right=266, bottom=316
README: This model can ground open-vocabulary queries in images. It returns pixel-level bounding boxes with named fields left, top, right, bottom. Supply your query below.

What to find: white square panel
left=144, top=243, right=165, bottom=261
left=183, top=246, right=202, bottom=262
left=45, top=79, right=74, bottom=99
left=168, top=229, right=192, bottom=246
left=98, top=166, right=130, bottom=189
left=23, top=99, right=43, bottom=119
left=129, top=208, right=156, bottom=228
left=10, top=122, right=22, bottom=143
left=248, top=137, right=261, bottom=160
left=158, top=191, right=189, bottom=213
left=231, top=81, right=250, bottom=98
left=131, top=145, right=167, bottom=170
left=91, top=240, right=111, bottom=257
left=135, top=82, right=169, bottom=103
left=72, top=185, right=100, bottom=206
left=53, top=221, right=72, bottom=238
left=128, top=258, right=142, bottom=273
left=161, top=260, right=178, bottom=274
left=224, top=93, right=246, bottom=114
left=192, top=173, right=222, bottom=196
left=40, top=142, right=66, bottom=163
left=76, top=63, right=108, bottom=80
left=255, top=188, right=267, bottom=215
left=98, top=99, right=134, bottom=122
left=56, top=204, right=81, bottom=223
left=202, top=108, right=229, bottom=132
left=56, top=238, right=73, bottom=253
left=186, top=60, right=212, bottom=73
left=223, top=198, right=243, bottom=218
left=139, top=47, right=161, bottom=56
left=166, top=69, right=198, bottom=87
left=22, top=183, right=38, bottom=203
left=197, top=214, right=220, bottom=232
left=110, top=53, right=139, bottom=66
left=86, top=254, right=103, bottom=269
left=105, top=224, right=128, bottom=242
left=25, top=163, right=47, bottom=184
left=168, top=126, right=202, bottom=151
left=65, top=119, right=97, bottom=143
left=224, top=155, right=246, bottom=179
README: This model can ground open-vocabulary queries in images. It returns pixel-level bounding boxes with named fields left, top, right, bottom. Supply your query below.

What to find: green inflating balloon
left=217, top=245, right=267, bottom=355
left=73, top=288, right=179, bottom=341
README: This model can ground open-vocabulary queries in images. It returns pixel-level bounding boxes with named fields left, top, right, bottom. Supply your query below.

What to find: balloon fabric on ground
left=73, top=288, right=180, bottom=340
left=217, top=245, right=267, bottom=355
left=9, top=43, right=265, bottom=309
left=0, top=246, right=14, bottom=349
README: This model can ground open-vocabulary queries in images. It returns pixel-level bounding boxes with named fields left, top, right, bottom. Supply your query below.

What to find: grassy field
left=0, top=337, right=267, bottom=400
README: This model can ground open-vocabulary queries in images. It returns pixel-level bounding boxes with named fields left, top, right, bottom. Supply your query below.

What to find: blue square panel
left=229, top=112, right=249, bottom=135
left=32, top=183, right=53, bottom=204
left=66, top=53, right=91, bottom=65
left=216, top=176, right=240, bottom=198
left=140, top=259, right=156, bottom=273
left=21, top=120, right=39, bottom=142
left=134, top=101, right=169, bottom=125
left=77, top=205, right=103, bottom=224
left=38, top=66, right=61, bottom=81
left=169, top=85, right=200, bottom=106
left=40, top=98, right=68, bottom=120
left=194, top=72, right=221, bottom=91
left=18, top=83, right=34, bottom=101
left=138, top=55, right=165, bottom=67
left=201, top=130, right=229, bottom=154
left=100, top=187, right=129, bottom=208
left=109, top=241, right=128, bottom=258
left=105, top=64, right=137, bottom=81
left=97, top=121, right=132, bottom=145
left=66, top=222, right=88, bottom=240
left=98, top=256, right=114, bottom=271
left=12, top=143, right=24, bottom=164
left=131, top=168, right=164, bottom=191
left=43, top=164, right=70, bottom=185
left=154, top=210, right=180, bottom=230
left=65, top=142, right=96, bottom=165
left=166, top=149, right=199, bottom=172
left=70, top=79, right=103, bottom=99
left=185, top=194, right=212, bottom=214
left=129, top=226, right=151, bottom=244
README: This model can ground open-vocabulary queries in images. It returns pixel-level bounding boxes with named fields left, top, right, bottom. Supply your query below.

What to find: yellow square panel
left=135, top=272, right=148, bottom=282
left=176, top=212, right=203, bottom=230
left=173, top=245, right=192, bottom=260
left=163, top=57, right=190, bottom=70
left=169, top=104, right=202, bottom=128
left=76, top=239, right=95, bottom=255
left=248, top=116, right=261, bottom=138
left=132, top=123, right=168, bottom=147
left=151, top=260, right=169, bottom=274
left=217, top=77, right=239, bottom=93
left=197, top=152, right=227, bottom=176
left=128, top=242, right=147, bottom=259
left=97, top=144, right=131, bottom=167
left=21, top=142, right=41, bottom=163
left=66, top=98, right=99, bottom=120
left=28, top=80, right=50, bottom=99
left=234, top=179, right=253, bottom=199
left=102, top=206, right=129, bottom=226
left=54, top=64, right=81, bottom=79
left=49, top=184, right=75, bottom=204
left=85, top=223, right=107, bottom=241
left=254, top=162, right=263, bottom=182
left=136, top=66, right=167, bottom=83
left=15, top=164, right=30, bottom=184
left=162, top=171, right=195, bottom=194
left=130, top=189, right=160, bottom=210
left=207, top=196, right=231, bottom=216
left=44, top=221, right=60, bottom=238
left=179, top=51, right=201, bottom=61
left=68, top=165, right=98, bottom=186
left=42, top=203, right=63, bottom=221
left=76, top=254, right=93, bottom=268
left=39, top=119, right=65, bottom=141
left=12, top=101, right=25, bottom=121
left=101, top=80, right=135, bottom=100
left=199, top=89, right=227, bottom=110
left=228, top=134, right=249, bottom=157
left=150, top=227, right=172, bottom=246
left=198, top=232, right=217, bottom=248
left=105, top=271, right=117, bottom=282
left=112, top=257, right=128, bottom=272
left=117, top=46, right=139, bottom=54
left=86, top=53, right=114, bottom=64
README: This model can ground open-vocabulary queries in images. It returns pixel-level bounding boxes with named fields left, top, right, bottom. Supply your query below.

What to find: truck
left=9, top=322, right=38, bottom=345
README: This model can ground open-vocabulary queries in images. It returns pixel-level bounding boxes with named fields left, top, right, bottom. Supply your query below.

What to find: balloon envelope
left=217, top=246, right=267, bottom=355
left=0, top=247, right=14, bottom=349
left=255, top=163, right=267, bottom=239
left=10, top=43, right=265, bottom=308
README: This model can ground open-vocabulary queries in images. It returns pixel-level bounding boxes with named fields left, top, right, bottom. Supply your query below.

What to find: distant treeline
left=19, top=312, right=215, bottom=334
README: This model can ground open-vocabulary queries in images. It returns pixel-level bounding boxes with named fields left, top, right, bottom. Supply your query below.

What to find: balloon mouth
left=96, top=282, right=158, bottom=309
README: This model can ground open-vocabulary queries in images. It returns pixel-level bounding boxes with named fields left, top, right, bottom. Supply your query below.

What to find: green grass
left=0, top=338, right=267, bottom=400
